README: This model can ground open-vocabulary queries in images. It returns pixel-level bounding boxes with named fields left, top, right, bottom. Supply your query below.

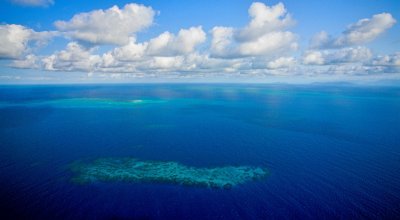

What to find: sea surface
left=0, top=84, right=400, bottom=219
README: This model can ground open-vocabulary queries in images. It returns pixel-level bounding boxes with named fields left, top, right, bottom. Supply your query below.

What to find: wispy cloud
left=10, top=0, right=54, bottom=7
left=311, top=13, right=396, bottom=49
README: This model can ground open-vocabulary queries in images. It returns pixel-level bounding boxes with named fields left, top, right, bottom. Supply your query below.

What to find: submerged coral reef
left=70, top=158, right=268, bottom=189
left=0, top=98, right=167, bottom=109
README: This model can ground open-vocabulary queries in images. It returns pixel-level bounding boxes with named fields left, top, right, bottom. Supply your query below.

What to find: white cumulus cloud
left=267, top=56, right=296, bottom=69
left=147, top=26, right=206, bottom=56
left=238, top=31, right=297, bottom=56
left=210, top=26, right=234, bottom=57
left=0, top=24, right=32, bottom=59
left=110, top=26, right=206, bottom=61
left=327, top=47, right=372, bottom=63
left=55, top=3, right=155, bottom=45
left=112, top=38, right=147, bottom=61
left=42, top=42, right=101, bottom=72
left=210, top=2, right=298, bottom=58
left=4, top=1, right=400, bottom=81
left=302, top=51, right=324, bottom=65
left=236, top=2, right=294, bottom=41
left=371, top=53, right=400, bottom=67
left=303, top=47, right=372, bottom=65
left=0, top=24, right=55, bottom=59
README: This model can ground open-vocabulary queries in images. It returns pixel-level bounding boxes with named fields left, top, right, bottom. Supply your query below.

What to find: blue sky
left=0, top=0, right=399, bottom=84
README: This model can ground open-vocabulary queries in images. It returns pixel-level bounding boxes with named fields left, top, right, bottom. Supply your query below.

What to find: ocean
left=0, top=84, right=399, bottom=219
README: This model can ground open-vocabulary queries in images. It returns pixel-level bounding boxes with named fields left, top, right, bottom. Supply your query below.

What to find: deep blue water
left=0, top=84, right=400, bottom=219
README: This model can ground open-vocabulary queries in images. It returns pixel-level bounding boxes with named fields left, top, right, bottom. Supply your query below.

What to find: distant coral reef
left=70, top=158, right=268, bottom=189
left=0, top=98, right=167, bottom=109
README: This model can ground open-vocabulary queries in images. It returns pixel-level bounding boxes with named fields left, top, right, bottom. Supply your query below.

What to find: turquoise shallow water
left=0, top=84, right=400, bottom=219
